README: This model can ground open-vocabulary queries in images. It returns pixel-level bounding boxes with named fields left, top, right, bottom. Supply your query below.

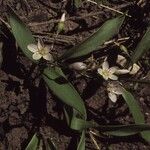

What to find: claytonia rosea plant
left=107, top=81, right=124, bottom=102
left=98, top=57, right=140, bottom=102
left=97, top=60, right=118, bottom=80
left=57, top=12, right=66, bottom=33
left=27, top=39, right=53, bottom=61
left=116, top=55, right=140, bottom=75
left=9, top=9, right=150, bottom=149
left=97, top=60, right=129, bottom=80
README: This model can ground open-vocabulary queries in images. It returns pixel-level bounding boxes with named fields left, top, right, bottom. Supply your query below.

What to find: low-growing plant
left=3, top=6, right=150, bottom=150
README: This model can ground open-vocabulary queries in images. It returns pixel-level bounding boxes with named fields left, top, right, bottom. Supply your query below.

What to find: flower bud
left=116, top=55, right=127, bottom=67
left=57, top=13, right=65, bottom=33
left=69, top=62, right=87, bottom=71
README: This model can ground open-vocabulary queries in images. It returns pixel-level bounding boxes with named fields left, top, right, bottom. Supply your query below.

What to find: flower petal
left=43, top=53, right=53, bottom=61
left=129, top=63, right=140, bottom=75
left=109, top=67, right=117, bottom=73
left=98, top=68, right=109, bottom=80
left=69, top=62, right=87, bottom=71
left=44, top=46, right=50, bottom=53
left=27, top=44, right=38, bottom=53
left=108, top=92, right=117, bottom=103
left=97, top=68, right=103, bottom=75
left=116, top=55, right=127, bottom=67
left=60, top=13, right=66, bottom=22
left=37, top=39, right=43, bottom=50
left=103, top=75, right=109, bottom=80
left=109, top=74, right=118, bottom=80
left=115, top=69, right=129, bottom=75
left=102, top=61, right=109, bottom=70
left=32, top=52, right=42, bottom=60
left=107, top=81, right=123, bottom=95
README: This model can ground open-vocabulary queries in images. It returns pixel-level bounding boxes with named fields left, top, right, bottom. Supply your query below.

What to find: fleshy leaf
left=9, top=8, right=36, bottom=62
left=43, top=67, right=86, bottom=118
left=122, top=89, right=150, bottom=141
left=70, top=117, right=150, bottom=136
left=70, top=117, right=96, bottom=131
left=131, top=26, right=150, bottom=63
left=60, top=15, right=125, bottom=60
left=64, top=108, right=150, bottom=137
left=77, top=130, right=85, bottom=150
left=102, top=124, right=150, bottom=136
left=74, top=0, right=82, bottom=8
left=25, top=133, right=39, bottom=150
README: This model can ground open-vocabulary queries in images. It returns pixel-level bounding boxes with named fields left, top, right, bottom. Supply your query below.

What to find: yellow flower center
left=102, top=69, right=111, bottom=78
left=38, top=48, right=47, bottom=55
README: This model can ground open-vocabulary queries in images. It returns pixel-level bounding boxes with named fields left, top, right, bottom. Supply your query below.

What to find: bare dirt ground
left=0, top=0, right=150, bottom=149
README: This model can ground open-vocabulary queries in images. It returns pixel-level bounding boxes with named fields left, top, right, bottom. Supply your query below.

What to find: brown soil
left=0, top=0, right=150, bottom=150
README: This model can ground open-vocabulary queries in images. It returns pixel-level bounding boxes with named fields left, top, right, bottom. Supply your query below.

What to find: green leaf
left=43, top=67, right=86, bottom=118
left=60, top=15, right=125, bottom=60
left=99, top=124, right=150, bottom=132
left=9, top=8, right=36, bottom=62
left=64, top=107, right=86, bottom=149
left=74, top=0, right=82, bottom=8
left=77, top=130, right=85, bottom=150
left=63, top=106, right=72, bottom=126
left=122, top=89, right=150, bottom=141
left=131, top=26, right=150, bottom=63
left=102, top=124, right=150, bottom=136
left=70, top=117, right=96, bottom=131
left=25, top=133, right=39, bottom=150
left=69, top=117, right=150, bottom=137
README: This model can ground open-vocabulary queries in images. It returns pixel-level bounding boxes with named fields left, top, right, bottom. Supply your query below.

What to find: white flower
left=69, top=62, right=87, bottom=71
left=114, top=67, right=129, bottom=75
left=57, top=13, right=66, bottom=33
left=97, top=61, right=129, bottom=80
left=97, top=61, right=118, bottom=80
left=107, top=81, right=124, bottom=102
left=60, top=13, right=66, bottom=22
left=116, top=55, right=127, bottom=67
left=27, top=39, right=53, bottom=61
left=116, top=55, right=140, bottom=75
left=128, top=63, right=140, bottom=75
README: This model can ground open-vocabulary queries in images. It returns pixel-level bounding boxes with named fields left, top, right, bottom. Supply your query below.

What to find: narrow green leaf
left=74, top=0, right=82, bottom=7
left=60, top=15, right=125, bottom=60
left=70, top=117, right=96, bottom=131
left=9, top=8, right=36, bottom=62
left=122, top=89, right=150, bottom=141
left=131, top=26, right=150, bottom=63
left=25, top=133, right=39, bottom=150
left=43, top=67, right=86, bottom=118
left=63, top=107, right=72, bottom=126
left=64, top=106, right=150, bottom=137
left=70, top=117, right=150, bottom=136
left=77, top=130, right=85, bottom=150
left=100, top=124, right=150, bottom=136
